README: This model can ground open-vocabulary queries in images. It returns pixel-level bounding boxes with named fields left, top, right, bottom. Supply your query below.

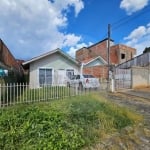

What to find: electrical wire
left=101, top=4, right=150, bottom=38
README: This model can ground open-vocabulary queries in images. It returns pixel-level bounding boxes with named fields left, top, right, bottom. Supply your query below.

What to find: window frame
left=38, top=67, right=53, bottom=86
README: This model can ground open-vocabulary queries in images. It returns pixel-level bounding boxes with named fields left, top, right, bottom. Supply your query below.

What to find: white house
left=23, top=48, right=80, bottom=88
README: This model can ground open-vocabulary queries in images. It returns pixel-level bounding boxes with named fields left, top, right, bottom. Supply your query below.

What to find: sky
left=0, top=0, right=150, bottom=60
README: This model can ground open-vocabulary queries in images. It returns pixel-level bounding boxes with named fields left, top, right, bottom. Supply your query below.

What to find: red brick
left=76, top=39, right=136, bottom=78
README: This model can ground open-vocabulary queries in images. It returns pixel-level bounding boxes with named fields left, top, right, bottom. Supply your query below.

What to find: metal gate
left=114, top=68, right=131, bottom=90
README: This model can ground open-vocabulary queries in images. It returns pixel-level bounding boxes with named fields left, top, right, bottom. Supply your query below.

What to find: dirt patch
left=134, top=87, right=150, bottom=91
left=87, top=91, right=150, bottom=150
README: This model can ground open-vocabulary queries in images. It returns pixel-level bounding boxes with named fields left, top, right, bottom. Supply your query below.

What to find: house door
left=57, top=69, right=66, bottom=86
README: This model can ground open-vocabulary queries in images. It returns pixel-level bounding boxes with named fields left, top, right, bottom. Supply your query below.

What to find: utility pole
left=107, top=24, right=111, bottom=91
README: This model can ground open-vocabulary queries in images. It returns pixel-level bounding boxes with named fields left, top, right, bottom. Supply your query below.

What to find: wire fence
left=0, top=83, right=99, bottom=108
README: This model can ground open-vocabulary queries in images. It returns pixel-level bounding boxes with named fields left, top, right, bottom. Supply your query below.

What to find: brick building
left=76, top=38, right=136, bottom=79
left=0, top=39, right=23, bottom=81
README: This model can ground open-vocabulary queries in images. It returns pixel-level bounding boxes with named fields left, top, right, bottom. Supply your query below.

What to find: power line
left=101, top=4, right=150, bottom=39
left=112, top=5, right=150, bottom=31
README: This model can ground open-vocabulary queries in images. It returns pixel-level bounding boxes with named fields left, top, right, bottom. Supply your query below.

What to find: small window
left=76, top=75, right=80, bottom=79
left=66, top=69, right=74, bottom=79
left=121, top=53, right=125, bottom=59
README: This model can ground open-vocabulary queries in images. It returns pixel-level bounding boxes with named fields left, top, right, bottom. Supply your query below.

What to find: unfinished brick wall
left=76, top=39, right=109, bottom=62
left=118, top=44, right=136, bottom=63
left=83, top=65, right=108, bottom=79
left=88, top=40, right=108, bottom=61
left=76, top=39, right=136, bottom=79
left=110, top=45, right=119, bottom=64
left=0, top=39, right=22, bottom=73
left=76, top=47, right=90, bottom=62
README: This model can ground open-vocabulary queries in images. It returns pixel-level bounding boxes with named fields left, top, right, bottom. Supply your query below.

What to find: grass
left=0, top=93, right=143, bottom=149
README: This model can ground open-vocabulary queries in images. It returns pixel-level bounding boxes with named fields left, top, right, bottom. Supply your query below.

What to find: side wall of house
left=83, top=65, right=108, bottom=79
left=76, top=40, right=111, bottom=62
left=0, top=39, right=24, bottom=84
left=0, top=39, right=20, bottom=71
left=117, top=45, right=136, bottom=64
left=89, top=40, right=108, bottom=61
left=76, top=47, right=90, bottom=62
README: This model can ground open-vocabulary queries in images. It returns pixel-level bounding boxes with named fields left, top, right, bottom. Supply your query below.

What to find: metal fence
left=115, top=68, right=131, bottom=90
left=0, top=83, right=99, bottom=108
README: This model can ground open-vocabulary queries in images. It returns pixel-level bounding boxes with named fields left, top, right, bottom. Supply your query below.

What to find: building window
left=39, top=68, right=52, bottom=86
left=66, top=69, right=74, bottom=79
left=121, top=53, right=125, bottom=59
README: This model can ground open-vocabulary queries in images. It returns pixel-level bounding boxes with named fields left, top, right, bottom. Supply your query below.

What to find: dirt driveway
left=94, top=88, right=150, bottom=150
left=121, top=88, right=150, bottom=100
left=108, top=88, right=150, bottom=128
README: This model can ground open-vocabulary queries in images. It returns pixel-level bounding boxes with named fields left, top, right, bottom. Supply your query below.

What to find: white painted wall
left=29, top=53, right=80, bottom=88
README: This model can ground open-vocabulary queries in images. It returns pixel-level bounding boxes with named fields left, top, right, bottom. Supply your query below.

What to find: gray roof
left=23, top=48, right=80, bottom=67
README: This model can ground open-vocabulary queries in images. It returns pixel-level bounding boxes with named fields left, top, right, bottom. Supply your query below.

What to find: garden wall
left=132, top=66, right=150, bottom=88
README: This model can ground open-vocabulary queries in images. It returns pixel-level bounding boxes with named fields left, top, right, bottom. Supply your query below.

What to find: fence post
left=6, top=83, right=8, bottom=107
left=13, top=83, right=15, bottom=105
left=9, top=83, right=12, bottom=106
left=0, top=84, right=2, bottom=108
left=75, top=83, right=78, bottom=95
left=111, top=79, right=115, bottom=92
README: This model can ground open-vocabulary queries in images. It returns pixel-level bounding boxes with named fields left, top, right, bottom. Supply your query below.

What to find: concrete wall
left=132, top=66, right=150, bottom=88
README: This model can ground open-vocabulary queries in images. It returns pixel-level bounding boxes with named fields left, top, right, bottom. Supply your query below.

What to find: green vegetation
left=0, top=93, right=142, bottom=149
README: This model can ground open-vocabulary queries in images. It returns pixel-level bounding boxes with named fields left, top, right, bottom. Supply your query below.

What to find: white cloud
left=123, top=23, right=150, bottom=55
left=63, top=34, right=81, bottom=47
left=67, top=42, right=93, bottom=57
left=120, top=0, right=149, bottom=15
left=53, top=0, right=84, bottom=17
left=124, top=26, right=146, bottom=40
left=0, top=0, right=84, bottom=59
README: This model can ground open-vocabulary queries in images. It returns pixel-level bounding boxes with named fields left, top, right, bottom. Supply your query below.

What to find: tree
left=143, top=47, right=150, bottom=53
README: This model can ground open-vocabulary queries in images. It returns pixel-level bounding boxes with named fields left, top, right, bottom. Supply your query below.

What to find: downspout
left=80, top=63, right=85, bottom=75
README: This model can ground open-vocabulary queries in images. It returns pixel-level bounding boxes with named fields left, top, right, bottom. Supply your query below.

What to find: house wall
left=0, top=39, right=24, bottom=84
left=83, top=65, right=108, bottom=79
left=132, top=66, right=150, bottom=88
left=29, top=52, right=80, bottom=88
left=89, top=40, right=111, bottom=61
left=0, top=39, right=21, bottom=72
left=76, top=47, right=90, bottom=62
left=117, top=45, right=136, bottom=64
